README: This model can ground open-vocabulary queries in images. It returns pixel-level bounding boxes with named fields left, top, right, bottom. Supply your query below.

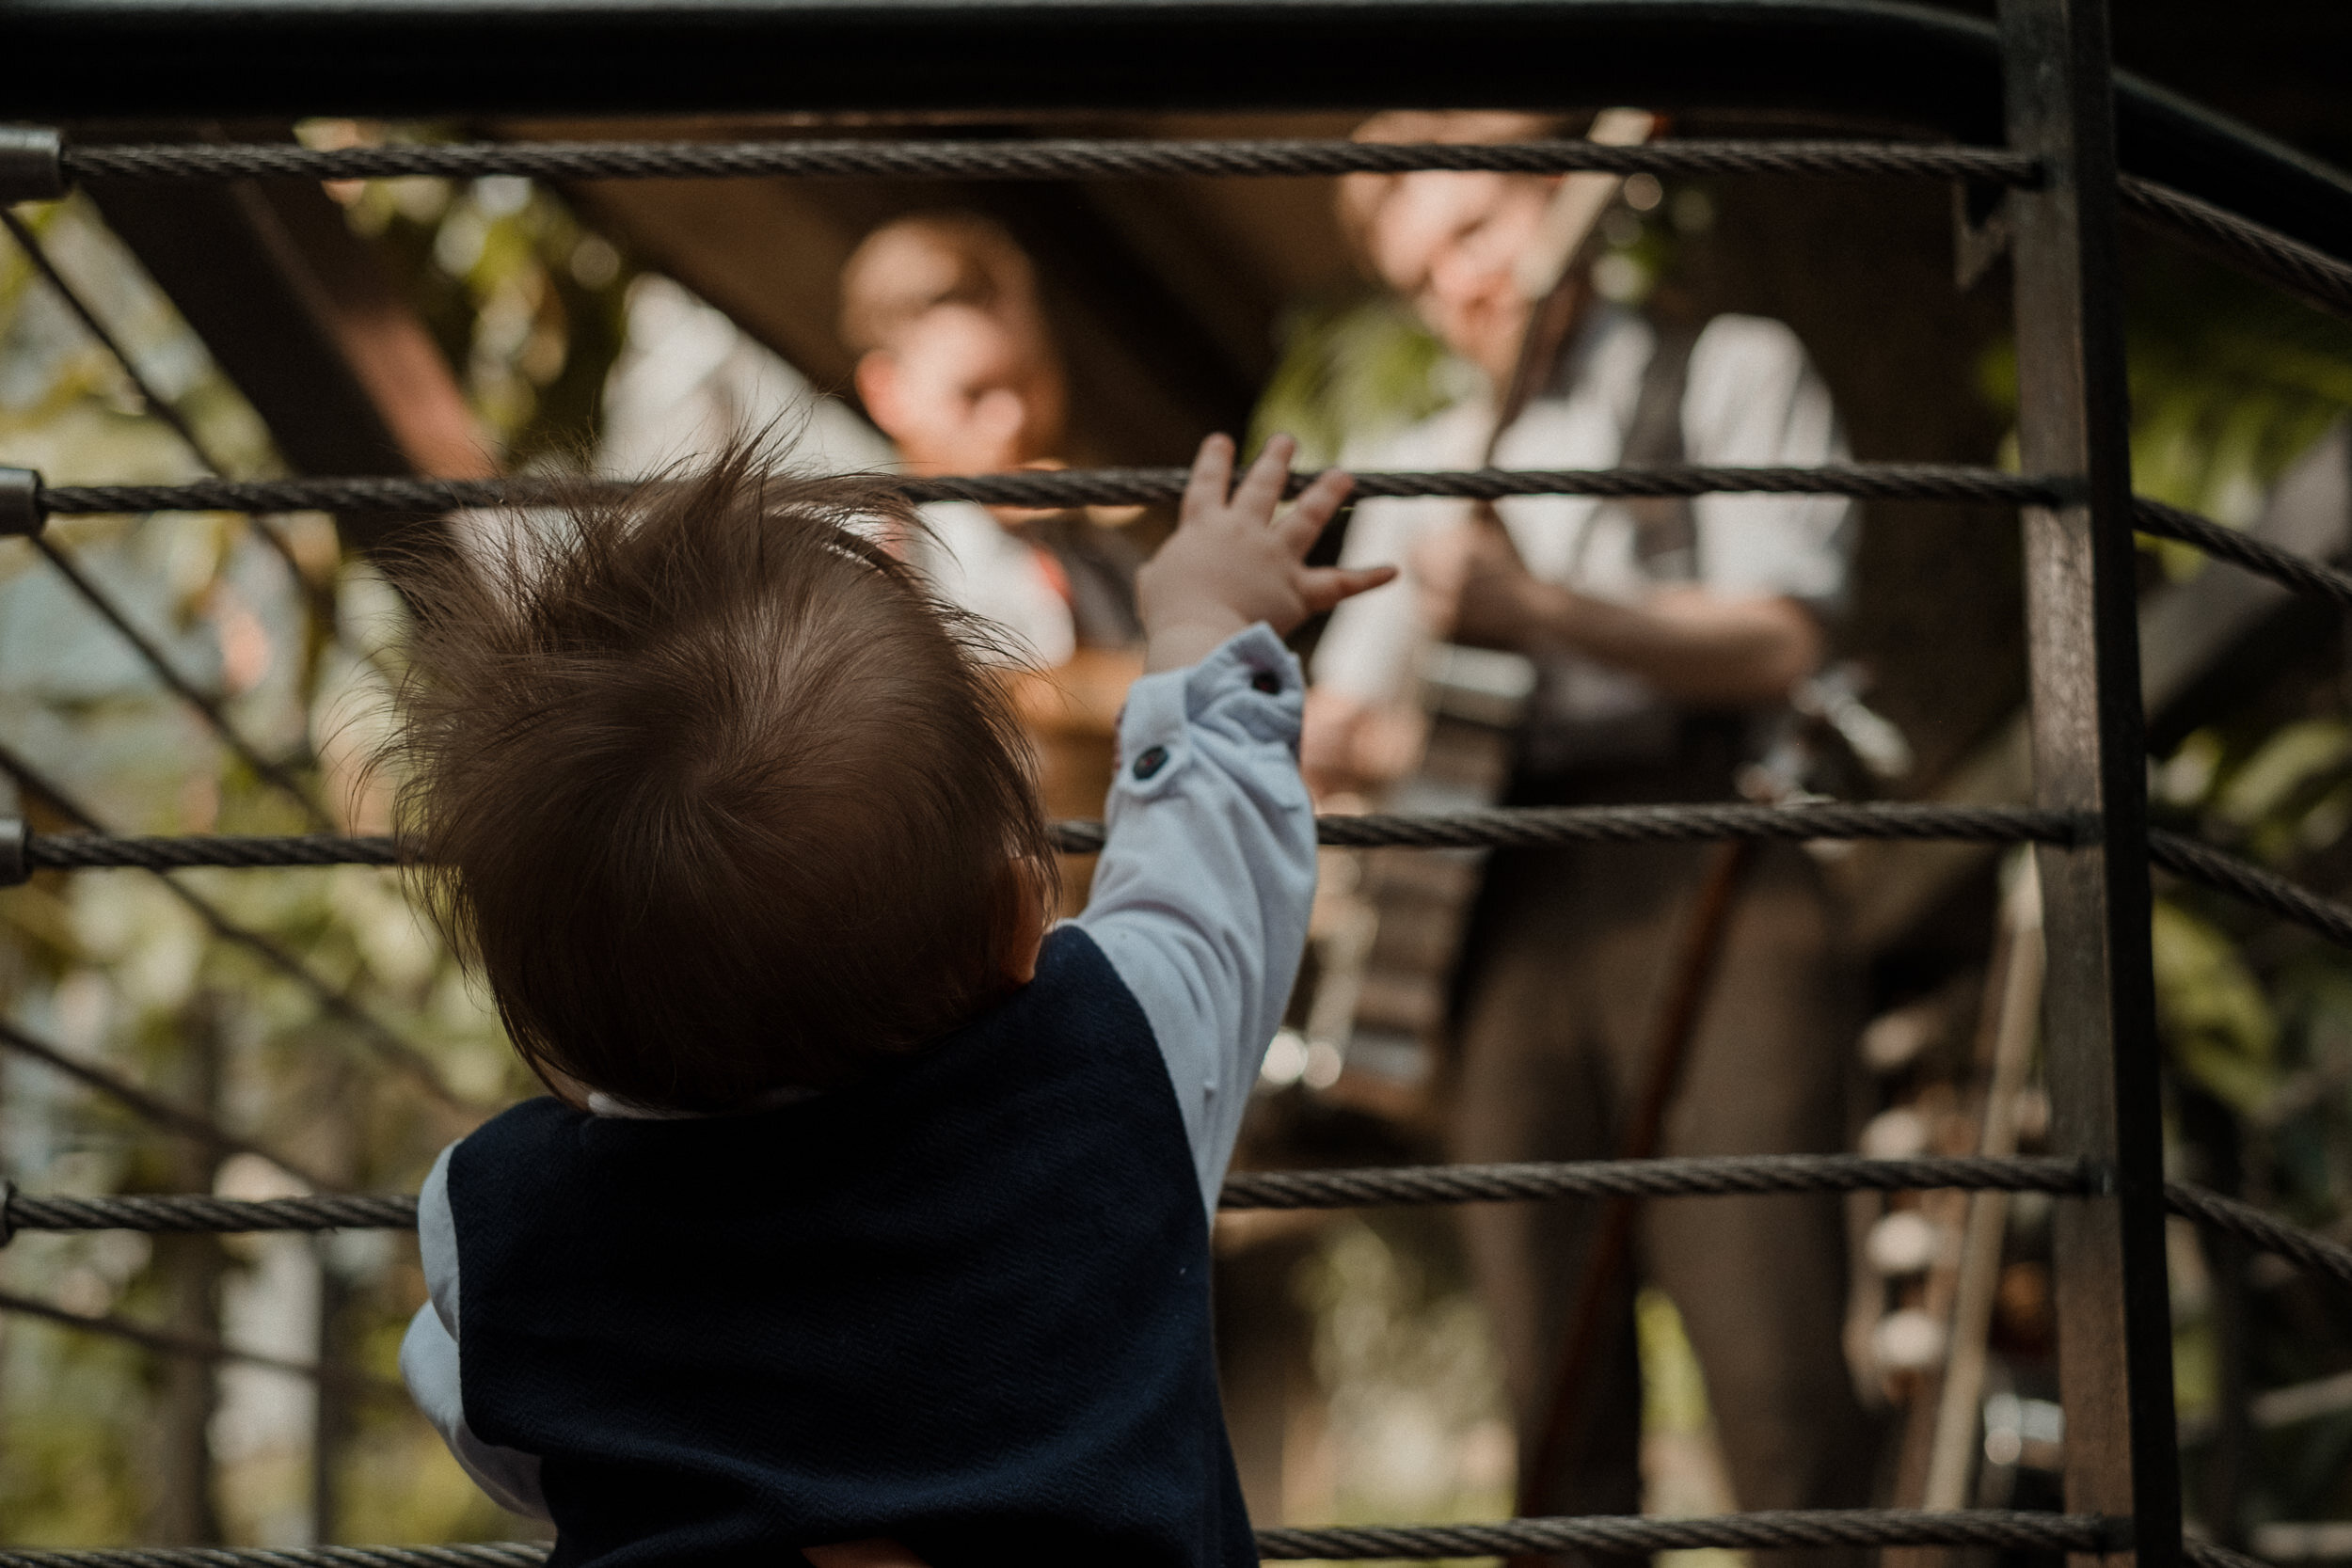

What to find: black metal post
left=1999, top=1, right=2183, bottom=1563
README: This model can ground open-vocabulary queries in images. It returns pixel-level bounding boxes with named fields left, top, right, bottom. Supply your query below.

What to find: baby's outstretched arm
left=1079, top=435, right=1391, bottom=1210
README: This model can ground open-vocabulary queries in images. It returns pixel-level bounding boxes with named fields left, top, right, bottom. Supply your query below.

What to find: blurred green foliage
left=0, top=150, right=632, bottom=1545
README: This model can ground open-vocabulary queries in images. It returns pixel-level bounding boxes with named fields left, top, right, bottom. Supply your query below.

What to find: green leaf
left=2151, top=898, right=2280, bottom=1115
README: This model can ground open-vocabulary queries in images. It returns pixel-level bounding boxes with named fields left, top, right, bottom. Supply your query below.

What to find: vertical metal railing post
left=1999, top=0, right=2184, bottom=1561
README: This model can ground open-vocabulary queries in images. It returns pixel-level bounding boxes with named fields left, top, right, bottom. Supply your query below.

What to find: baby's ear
left=994, top=855, right=1052, bottom=987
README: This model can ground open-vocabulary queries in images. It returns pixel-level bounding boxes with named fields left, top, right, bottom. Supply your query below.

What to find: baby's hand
left=1136, top=434, right=1394, bottom=673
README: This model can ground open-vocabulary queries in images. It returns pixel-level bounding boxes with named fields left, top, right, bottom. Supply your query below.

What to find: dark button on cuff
left=1250, top=671, right=1281, bottom=694
left=1131, top=744, right=1169, bottom=781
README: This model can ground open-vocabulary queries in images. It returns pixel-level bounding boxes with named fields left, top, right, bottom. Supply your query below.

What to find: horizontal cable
left=35, top=473, right=2352, bottom=648
left=25, top=832, right=402, bottom=872
left=0, top=745, right=482, bottom=1118
left=14, top=803, right=2086, bottom=876
left=1, top=1187, right=417, bottom=1238
left=31, top=462, right=2059, bottom=518
left=1255, top=1509, right=2119, bottom=1560
left=55, top=136, right=2041, bottom=187
left=2122, top=174, right=2352, bottom=323
left=1220, top=1153, right=2087, bottom=1208
left=24, top=812, right=2352, bottom=959
left=0, top=1511, right=2116, bottom=1568
left=0, top=1550, right=546, bottom=1568
left=40, top=472, right=2352, bottom=626
left=2166, top=1180, right=2352, bottom=1291
left=2148, top=830, right=2352, bottom=951
left=2133, top=497, right=2352, bottom=612
left=2188, top=1543, right=2276, bottom=1568
left=1071, top=801, right=2082, bottom=853
left=12, top=1163, right=2343, bottom=1294
left=1, top=1157, right=2067, bottom=1236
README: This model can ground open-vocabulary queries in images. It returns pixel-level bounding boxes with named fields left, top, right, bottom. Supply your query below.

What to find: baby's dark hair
left=384, top=445, right=1057, bottom=1112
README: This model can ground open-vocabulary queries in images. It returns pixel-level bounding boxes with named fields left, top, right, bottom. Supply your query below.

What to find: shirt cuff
left=1114, top=625, right=1303, bottom=800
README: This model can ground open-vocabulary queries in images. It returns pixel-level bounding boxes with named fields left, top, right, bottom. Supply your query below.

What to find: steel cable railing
left=0, top=1508, right=2120, bottom=1567
left=5, top=1156, right=2344, bottom=1292
left=21, top=462, right=2061, bottom=516
left=21, top=470, right=2352, bottom=627
left=12, top=805, right=2352, bottom=959
left=49, top=135, right=2041, bottom=187
left=8, top=127, right=2341, bottom=321
left=1, top=108, right=2345, bottom=1567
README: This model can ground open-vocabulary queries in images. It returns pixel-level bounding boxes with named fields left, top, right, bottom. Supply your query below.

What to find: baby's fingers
left=1231, top=434, right=1297, bottom=523
left=1297, top=563, right=1399, bottom=615
left=1279, top=468, right=1355, bottom=556
left=1181, top=434, right=1236, bottom=522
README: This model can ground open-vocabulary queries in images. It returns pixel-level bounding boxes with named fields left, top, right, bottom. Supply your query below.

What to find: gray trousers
left=1450, top=834, right=1878, bottom=1546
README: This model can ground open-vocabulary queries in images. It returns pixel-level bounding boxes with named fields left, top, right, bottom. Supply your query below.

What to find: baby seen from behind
left=389, top=434, right=1386, bottom=1568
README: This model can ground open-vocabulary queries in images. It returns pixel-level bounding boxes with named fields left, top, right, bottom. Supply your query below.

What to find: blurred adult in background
left=1304, top=112, right=1875, bottom=1541
left=841, top=213, right=1143, bottom=667
left=841, top=214, right=1147, bottom=904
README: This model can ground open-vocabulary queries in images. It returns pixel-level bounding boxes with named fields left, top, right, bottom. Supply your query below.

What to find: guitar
left=1284, top=110, right=1657, bottom=1116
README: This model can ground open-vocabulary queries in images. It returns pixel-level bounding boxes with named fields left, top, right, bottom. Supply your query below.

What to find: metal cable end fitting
left=0, top=819, right=24, bottom=888
left=0, top=467, right=44, bottom=537
left=0, top=127, right=68, bottom=204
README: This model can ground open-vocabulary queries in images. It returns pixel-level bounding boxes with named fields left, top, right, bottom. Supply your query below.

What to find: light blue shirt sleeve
left=1075, top=623, right=1318, bottom=1217
left=399, top=1142, right=552, bottom=1521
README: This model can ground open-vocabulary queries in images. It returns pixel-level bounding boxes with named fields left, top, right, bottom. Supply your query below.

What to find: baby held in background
left=389, top=435, right=1385, bottom=1568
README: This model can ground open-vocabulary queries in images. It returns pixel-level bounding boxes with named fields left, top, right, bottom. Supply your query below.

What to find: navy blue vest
left=448, top=928, right=1255, bottom=1568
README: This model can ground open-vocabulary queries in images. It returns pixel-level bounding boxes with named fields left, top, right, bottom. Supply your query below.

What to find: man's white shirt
left=1312, top=305, right=1855, bottom=747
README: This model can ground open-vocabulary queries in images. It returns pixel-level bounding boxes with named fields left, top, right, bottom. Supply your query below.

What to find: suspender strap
left=1621, top=320, right=1704, bottom=581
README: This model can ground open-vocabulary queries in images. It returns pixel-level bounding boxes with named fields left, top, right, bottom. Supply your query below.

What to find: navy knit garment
left=447, top=927, right=1255, bottom=1568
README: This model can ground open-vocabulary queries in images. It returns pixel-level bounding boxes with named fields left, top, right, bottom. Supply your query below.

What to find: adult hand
left=1136, top=434, right=1391, bottom=673
left=1301, top=687, right=1431, bottom=801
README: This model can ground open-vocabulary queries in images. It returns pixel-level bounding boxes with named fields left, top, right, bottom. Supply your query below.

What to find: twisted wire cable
left=2187, top=1540, right=2281, bottom=1568
left=18, top=804, right=2080, bottom=872
left=0, top=1189, right=417, bottom=1239
left=26, top=808, right=2352, bottom=956
left=2148, top=830, right=2352, bottom=951
left=25, top=535, right=330, bottom=829
left=1218, top=1153, right=2087, bottom=1209
left=2122, top=175, right=2352, bottom=323
left=37, top=471, right=2352, bottom=626
left=0, top=744, right=478, bottom=1117
left=1253, top=1508, right=2120, bottom=1560
left=0, top=1511, right=2116, bottom=1568
left=26, top=832, right=404, bottom=872
left=0, top=1549, right=548, bottom=1568
left=6, top=1158, right=2342, bottom=1291
left=56, top=137, right=2041, bottom=187
left=2165, top=1181, right=2352, bottom=1289
left=33, top=462, right=2059, bottom=518
left=2134, top=498, right=2352, bottom=610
